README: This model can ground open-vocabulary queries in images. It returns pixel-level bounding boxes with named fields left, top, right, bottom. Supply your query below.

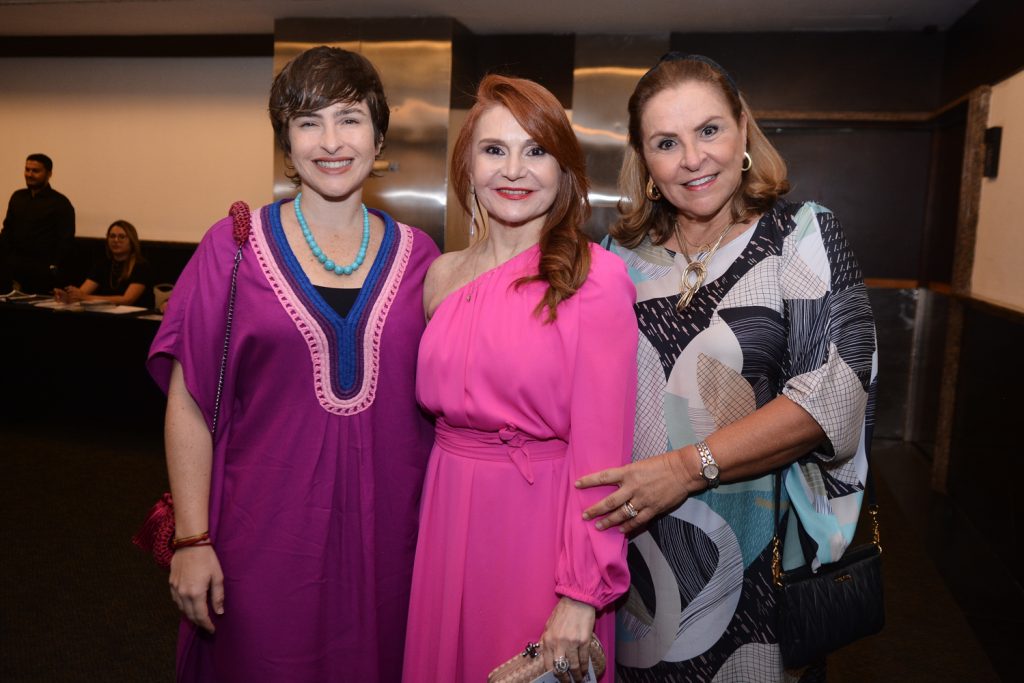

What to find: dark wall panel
left=670, top=32, right=944, bottom=112
left=942, top=0, right=1024, bottom=101
left=921, top=107, right=967, bottom=285
left=468, top=34, right=575, bottom=108
left=766, top=126, right=931, bottom=280
left=69, top=238, right=196, bottom=290
left=949, top=302, right=1024, bottom=587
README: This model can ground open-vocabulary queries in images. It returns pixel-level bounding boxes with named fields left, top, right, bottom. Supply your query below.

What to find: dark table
left=1, top=300, right=166, bottom=430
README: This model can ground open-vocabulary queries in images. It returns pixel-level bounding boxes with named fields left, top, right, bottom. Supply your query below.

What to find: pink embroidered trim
left=248, top=207, right=414, bottom=415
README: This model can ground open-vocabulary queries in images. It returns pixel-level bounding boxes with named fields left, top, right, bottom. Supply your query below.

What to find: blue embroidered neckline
left=263, top=200, right=398, bottom=395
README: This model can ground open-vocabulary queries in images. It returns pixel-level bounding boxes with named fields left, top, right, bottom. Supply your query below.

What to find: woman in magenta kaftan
left=147, top=47, right=438, bottom=682
left=403, top=75, right=637, bottom=683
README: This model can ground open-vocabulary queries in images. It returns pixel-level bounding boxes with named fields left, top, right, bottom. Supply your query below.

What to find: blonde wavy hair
left=612, top=55, right=789, bottom=249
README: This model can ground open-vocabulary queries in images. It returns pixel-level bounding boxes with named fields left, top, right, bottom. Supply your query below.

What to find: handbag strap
left=210, top=201, right=252, bottom=437
left=771, top=460, right=881, bottom=586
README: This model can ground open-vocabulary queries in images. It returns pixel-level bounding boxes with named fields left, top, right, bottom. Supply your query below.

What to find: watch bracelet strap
left=695, top=440, right=716, bottom=468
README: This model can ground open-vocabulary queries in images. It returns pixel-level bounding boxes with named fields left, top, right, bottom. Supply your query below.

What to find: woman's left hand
left=62, top=286, right=85, bottom=303
left=541, top=596, right=596, bottom=683
left=576, top=448, right=697, bottom=534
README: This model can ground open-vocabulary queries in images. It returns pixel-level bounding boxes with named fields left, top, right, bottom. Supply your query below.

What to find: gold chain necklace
left=673, top=219, right=737, bottom=312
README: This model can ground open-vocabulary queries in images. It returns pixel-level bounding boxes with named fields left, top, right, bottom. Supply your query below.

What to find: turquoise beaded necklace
left=294, top=192, right=370, bottom=276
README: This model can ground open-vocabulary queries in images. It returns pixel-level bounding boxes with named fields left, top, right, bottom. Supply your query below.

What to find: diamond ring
left=553, top=655, right=570, bottom=674
left=623, top=501, right=639, bottom=519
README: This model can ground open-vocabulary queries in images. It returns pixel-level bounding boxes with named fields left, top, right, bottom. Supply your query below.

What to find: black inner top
left=314, top=285, right=361, bottom=318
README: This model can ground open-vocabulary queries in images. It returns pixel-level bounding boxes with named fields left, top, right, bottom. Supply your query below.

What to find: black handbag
left=772, top=466, right=885, bottom=669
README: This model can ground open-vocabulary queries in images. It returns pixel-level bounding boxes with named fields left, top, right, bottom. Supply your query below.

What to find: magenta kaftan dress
left=148, top=201, right=438, bottom=682
left=402, top=244, right=638, bottom=682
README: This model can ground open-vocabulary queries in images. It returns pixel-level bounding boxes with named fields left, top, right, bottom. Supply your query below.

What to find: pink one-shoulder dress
left=403, top=243, right=638, bottom=682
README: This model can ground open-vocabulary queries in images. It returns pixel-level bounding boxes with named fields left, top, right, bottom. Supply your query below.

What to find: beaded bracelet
left=172, top=531, right=211, bottom=550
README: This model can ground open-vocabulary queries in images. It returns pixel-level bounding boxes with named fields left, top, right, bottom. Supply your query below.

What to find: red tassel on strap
left=131, top=492, right=175, bottom=569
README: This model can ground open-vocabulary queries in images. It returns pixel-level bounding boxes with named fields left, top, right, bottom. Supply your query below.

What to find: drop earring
left=469, top=186, right=477, bottom=238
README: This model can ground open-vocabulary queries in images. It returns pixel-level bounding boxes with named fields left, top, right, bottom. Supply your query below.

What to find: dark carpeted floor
left=0, top=424, right=1007, bottom=682
left=1, top=421, right=178, bottom=682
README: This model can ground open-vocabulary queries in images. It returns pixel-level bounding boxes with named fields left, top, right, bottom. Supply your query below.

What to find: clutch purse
left=130, top=492, right=176, bottom=569
left=488, top=634, right=606, bottom=683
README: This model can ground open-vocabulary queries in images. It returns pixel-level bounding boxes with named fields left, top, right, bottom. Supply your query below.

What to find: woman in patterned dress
left=148, top=46, right=438, bottom=682
left=576, top=53, right=877, bottom=682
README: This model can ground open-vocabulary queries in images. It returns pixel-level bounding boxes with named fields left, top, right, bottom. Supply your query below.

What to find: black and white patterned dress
left=607, top=200, right=877, bottom=682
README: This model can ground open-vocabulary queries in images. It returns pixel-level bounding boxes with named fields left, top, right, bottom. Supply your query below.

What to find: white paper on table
left=30, top=300, right=147, bottom=314
left=32, top=299, right=75, bottom=309
left=3, top=291, right=50, bottom=302
left=94, top=305, right=148, bottom=314
left=530, top=660, right=598, bottom=683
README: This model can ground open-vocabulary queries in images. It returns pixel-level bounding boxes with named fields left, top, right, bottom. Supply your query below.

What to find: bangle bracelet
left=172, top=531, right=211, bottom=550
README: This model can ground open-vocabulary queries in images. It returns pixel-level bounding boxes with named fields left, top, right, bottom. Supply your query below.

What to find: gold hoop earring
left=645, top=177, right=662, bottom=201
left=741, top=152, right=752, bottom=172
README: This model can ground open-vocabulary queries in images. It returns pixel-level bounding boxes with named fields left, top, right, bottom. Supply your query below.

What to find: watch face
left=702, top=463, right=720, bottom=481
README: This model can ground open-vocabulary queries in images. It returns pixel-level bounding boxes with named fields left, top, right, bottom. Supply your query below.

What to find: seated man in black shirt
left=0, top=153, right=76, bottom=293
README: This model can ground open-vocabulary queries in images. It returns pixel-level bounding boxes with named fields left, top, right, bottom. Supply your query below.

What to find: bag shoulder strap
left=210, top=201, right=252, bottom=436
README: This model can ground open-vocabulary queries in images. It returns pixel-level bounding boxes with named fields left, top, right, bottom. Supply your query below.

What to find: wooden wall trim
left=756, top=109, right=932, bottom=123
left=864, top=278, right=918, bottom=289
left=951, top=86, right=991, bottom=295
left=932, top=85, right=991, bottom=493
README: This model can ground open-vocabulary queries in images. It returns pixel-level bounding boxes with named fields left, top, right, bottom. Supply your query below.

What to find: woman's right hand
left=169, top=545, right=225, bottom=633
left=576, top=447, right=698, bottom=534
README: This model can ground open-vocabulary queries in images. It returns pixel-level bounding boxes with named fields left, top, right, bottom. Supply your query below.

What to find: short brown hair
left=450, top=74, right=591, bottom=322
left=268, top=46, right=390, bottom=155
left=612, top=54, right=789, bottom=249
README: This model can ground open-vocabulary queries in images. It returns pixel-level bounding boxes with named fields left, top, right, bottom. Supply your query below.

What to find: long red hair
left=450, top=74, right=591, bottom=322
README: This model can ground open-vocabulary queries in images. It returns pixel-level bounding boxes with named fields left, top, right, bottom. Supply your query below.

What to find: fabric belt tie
left=434, top=420, right=566, bottom=485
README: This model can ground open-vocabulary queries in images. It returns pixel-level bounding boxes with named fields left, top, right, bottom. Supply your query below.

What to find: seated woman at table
left=55, top=219, right=154, bottom=306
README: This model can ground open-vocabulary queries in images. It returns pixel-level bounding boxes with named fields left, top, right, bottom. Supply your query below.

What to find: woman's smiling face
left=469, top=105, right=561, bottom=233
left=640, top=80, right=747, bottom=226
left=287, top=100, right=380, bottom=201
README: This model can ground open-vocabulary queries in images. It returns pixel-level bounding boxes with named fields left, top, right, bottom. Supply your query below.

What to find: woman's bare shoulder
left=424, top=249, right=472, bottom=319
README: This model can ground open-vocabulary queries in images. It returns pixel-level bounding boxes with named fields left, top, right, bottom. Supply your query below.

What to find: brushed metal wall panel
left=572, top=35, right=667, bottom=241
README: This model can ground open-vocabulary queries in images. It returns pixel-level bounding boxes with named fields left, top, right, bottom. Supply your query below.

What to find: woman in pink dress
left=402, top=75, right=638, bottom=683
